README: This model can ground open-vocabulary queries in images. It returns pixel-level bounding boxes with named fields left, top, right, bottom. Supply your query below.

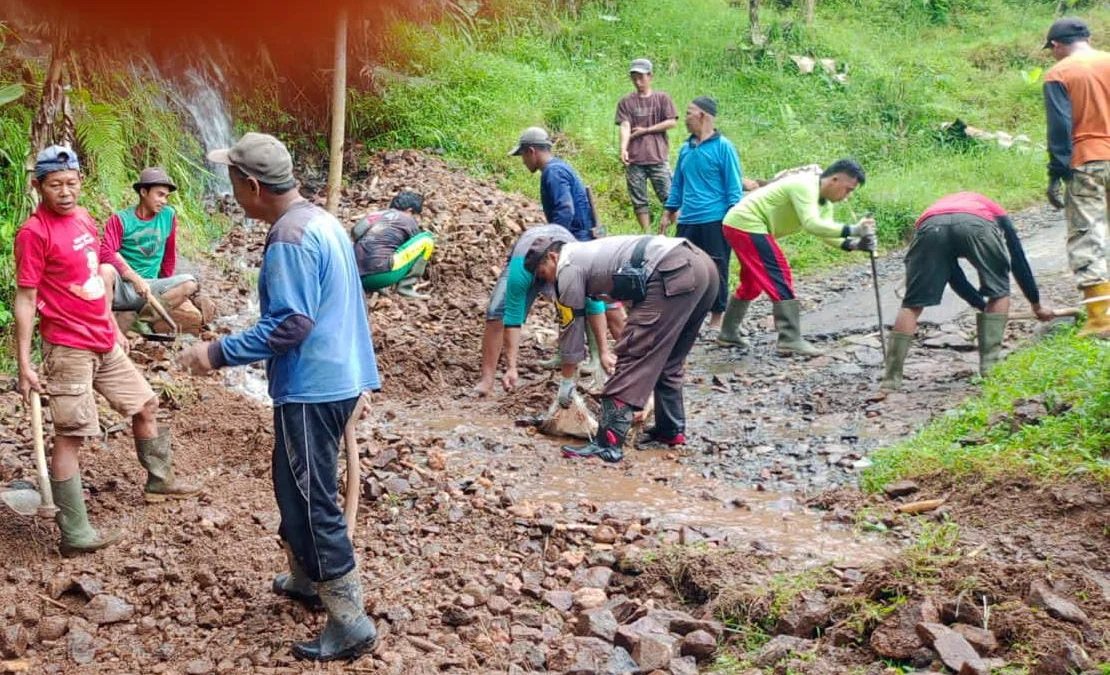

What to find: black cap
left=692, top=96, right=718, bottom=117
left=1044, top=17, right=1090, bottom=49
left=524, top=236, right=557, bottom=274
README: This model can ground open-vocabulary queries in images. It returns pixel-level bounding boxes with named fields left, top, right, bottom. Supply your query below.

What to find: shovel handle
left=30, top=394, right=56, bottom=514
left=146, top=295, right=178, bottom=335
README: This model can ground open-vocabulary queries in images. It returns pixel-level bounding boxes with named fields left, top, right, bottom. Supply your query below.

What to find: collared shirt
left=665, top=132, right=743, bottom=224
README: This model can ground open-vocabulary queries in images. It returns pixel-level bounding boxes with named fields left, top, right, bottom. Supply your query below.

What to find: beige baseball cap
left=508, top=126, right=553, bottom=156
left=207, top=132, right=294, bottom=185
left=629, top=58, right=653, bottom=74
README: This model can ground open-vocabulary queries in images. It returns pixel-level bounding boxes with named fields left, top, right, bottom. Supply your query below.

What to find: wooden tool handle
left=146, top=295, right=178, bottom=334
left=342, top=393, right=367, bottom=538
left=31, top=394, right=56, bottom=513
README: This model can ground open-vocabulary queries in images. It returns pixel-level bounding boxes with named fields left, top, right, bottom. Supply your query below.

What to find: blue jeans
left=272, top=397, right=359, bottom=583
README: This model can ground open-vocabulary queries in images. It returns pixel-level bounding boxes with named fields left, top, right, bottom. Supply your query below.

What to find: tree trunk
left=325, top=7, right=349, bottom=215
left=803, top=0, right=815, bottom=24
left=748, top=0, right=763, bottom=46
left=26, top=28, right=73, bottom=202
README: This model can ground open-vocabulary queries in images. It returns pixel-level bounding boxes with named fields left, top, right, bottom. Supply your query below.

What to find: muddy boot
left=562, top=397, right=632, bottom=463
left=537, top=352, right=563, bottom=370
left=293, top=568, right=378, bottom=661
left=136, top=428, right=201, bottom=502
left=578, top=328, right=602, bottom=376
left=273, top=543, right=322, bottom=611
left=1077, top=281, right=1110, bottom=338
left=880, top=331, right=913, bottom=391
left=52, top=475, right=122, bottom=557
left=394, top=258, right=430, bottom=299
left=976, top=312, right=1008, bottom=376
left=716, top=297, right=751, bottom=348
left=773, top=299, right=824, bottom=357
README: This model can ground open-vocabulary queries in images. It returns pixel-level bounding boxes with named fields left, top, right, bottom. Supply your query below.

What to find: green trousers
left=361, top=232, right=435, bottom=292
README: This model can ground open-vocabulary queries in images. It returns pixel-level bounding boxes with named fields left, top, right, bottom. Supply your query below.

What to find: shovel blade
left=1, top=488, right=43, bottom=517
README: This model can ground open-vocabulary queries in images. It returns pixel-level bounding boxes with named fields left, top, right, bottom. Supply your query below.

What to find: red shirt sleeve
left=14, top=223, right=46, bottom=289
left=101, top=213, right=127, bottom=273
left=160, top=215, right=178, bottom=278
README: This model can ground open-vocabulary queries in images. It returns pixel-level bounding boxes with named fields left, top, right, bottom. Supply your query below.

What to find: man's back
left=1046, top=49, right=1110, bottom=166
left=540, top=158, right=594, bottom=241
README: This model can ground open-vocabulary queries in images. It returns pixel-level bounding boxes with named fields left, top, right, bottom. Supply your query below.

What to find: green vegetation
left=863, top=327, right=1110, bottom=489
left=352, top=0, right=1108, bottom=271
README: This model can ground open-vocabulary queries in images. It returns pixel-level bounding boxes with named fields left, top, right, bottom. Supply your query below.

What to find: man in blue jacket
left=180, top=133, right=380, bottom=662
left=510, top=126, right=596, bottom=242
left=661, top=96, right=743, bottom=331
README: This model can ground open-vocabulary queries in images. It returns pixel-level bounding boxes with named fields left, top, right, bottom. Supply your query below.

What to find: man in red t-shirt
left=880, top=192, right=1055, bottom=390
left=14, top=146, right=199, bottom=556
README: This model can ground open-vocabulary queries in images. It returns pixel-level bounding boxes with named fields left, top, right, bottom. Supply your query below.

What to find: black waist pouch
left=610, top=237, right=652, bottom=302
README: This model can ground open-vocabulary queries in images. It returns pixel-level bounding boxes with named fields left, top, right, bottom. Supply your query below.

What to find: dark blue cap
left=34, top=145, right=81, bottom=179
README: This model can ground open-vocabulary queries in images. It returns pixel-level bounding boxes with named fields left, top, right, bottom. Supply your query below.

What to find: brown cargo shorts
left=42, top=343, right=155, bottom=437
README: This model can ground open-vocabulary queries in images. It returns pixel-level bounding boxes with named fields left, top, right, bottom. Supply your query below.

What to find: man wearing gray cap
left=616, top=59, right=678, bottom=232
left=509, top=126, right=597, bottom=243
left=179, top=132, right=381, bottom=661
left=102, top=167, right=199, bottom=315
left=1043, top=16, right=1110, bottom=337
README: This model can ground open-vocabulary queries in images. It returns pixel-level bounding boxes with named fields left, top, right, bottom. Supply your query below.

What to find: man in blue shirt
left=509, top=126, right=596, bottom=242
left=661, top=96, right=744, bottom=330
left=180, top=133, right=380, bottom=662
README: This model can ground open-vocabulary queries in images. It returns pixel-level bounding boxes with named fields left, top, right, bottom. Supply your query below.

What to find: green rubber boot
left=717, top=297, right=751, bottom=348
left=772, top=299, right=824, bottom=357
left=395, top=258, right=430, bottom=299
left=52, top=475, right=122, bottom=556
left=272, top=542, right=322, bottom=610
left=880, top=331, right=913, bottom=391
left=976, top=312, right=1008, bottom=376
left=578, top=327, right=602, bottom=375
left=293, top=569, right=378, bottom=661
left=538, top=352, right=563, bottom=370
left=136, top=428, right=201, bottom=502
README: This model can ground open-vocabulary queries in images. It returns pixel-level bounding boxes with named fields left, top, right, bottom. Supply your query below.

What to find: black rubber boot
left=562, top=398, right=633, bottom=463
left=272, top=542, right=322, bottom=611
left=292, top=569, right=378, bottom=661
left=638, top=385, right=685, bottom=449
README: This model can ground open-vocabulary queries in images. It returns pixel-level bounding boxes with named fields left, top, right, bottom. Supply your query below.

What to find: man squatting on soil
left=1043, top=16, right=1110, bottom=338
left=880, top=192, right=1056, bottom=390
left=101, top=167, right=200, bottom=315
left=14, top=146, right=201, bottom=556
left=526, top=234, right=718, bottom=463
left=472, top=223, right=613, bottom=396
left=352, top=190, right=436, bottom=300
left=179, top=133, right=381, bottom=662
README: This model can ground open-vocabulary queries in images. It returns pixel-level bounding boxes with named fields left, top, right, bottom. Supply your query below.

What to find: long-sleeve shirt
left=554, top=235, right=684, bottom=362
left=352, top=208, right=422, bottom=276
left=501, top=224, right=604, bottom=328
left=917, top=192, right=1040, bottom=309
left=539, top=158, right=595, bottom=242
left=722, top=172, right=847, bottom=247
left=101, top=206, right=178, bottom=279
left=209, top=200, right=381, bottom=405
left=665, top=132, right=743, bottom=224
left=1043, top=49, right=1110, bottom=179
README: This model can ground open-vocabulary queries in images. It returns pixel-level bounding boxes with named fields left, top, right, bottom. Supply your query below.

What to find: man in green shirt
left=102, top=168, right=198, bottom=314
left=718, top=159, right=875, bottom=356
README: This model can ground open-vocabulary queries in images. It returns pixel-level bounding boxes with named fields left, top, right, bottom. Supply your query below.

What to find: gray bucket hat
left=133, top=167, right=177, bottom=193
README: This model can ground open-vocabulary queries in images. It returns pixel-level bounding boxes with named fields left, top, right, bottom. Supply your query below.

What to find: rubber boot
left=292, top=568, right=378, bottom=661
left=1077, top=281, right=1110, bottom=338
left=538, top=352, right=563, bottom=370
left=562, top=397, right=632, bottom=463
left=52, top=475, right=122, bottom=557
left=879, top=331, right=913, bottom=391
left=772, top=299, right=824, bottom=357
left=578, top=328, right=602, bottom=376
left=394, top=258, right=430, bottom=299
left=637, top=385, right=685, bottom=449
left=272, top=542, right=322, bottom=610
left=716, top=297, right=751, bottom=348
left=976, top=312, right=1008, bottom=376
left=136, top=427, right=201, bottom=502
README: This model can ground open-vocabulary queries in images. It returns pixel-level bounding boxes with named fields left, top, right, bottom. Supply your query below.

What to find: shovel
left=140, top=295, right=179, bottom=342
left=0, top=394, right=57, bottom=518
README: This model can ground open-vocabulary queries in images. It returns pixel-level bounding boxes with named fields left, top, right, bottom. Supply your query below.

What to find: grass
left=863, top=327, right=1110, bottom=489
left=350, top=0, right=1110, bottom=273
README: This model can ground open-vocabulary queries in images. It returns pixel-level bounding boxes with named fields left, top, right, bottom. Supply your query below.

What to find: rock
left=774, top=591, right=830, bottom=637
left=869, top=599, right=939, bottom=659
left=669, top=655, right=699, bottom=675
left=83, top=594, right=135, bottom=625
left=511, top=624, right=544, bottom=642
left=951, top=623, right=998, bottom=655
left=461, top=581, right=490, bottom=604
left=548, top=637, right=615, bottom=675
left=573, top=587, right=607, bottom=610
left=13, top=605, right=39, bottom=628
left=136, top=616, right=158, bottom=635
left=593, top=525, right=618, bottom=544
left=615, top=546, right=646, bottom=575
left=679, top=630, right=716, bottom=662
left=184, top=659, right=215, bottom=675
left=36, top=616, right=68, bottom=641
left=1027, top=580, right=1089, bottom=624
left=510, top=641, right=547, bottom=670
left=753, top=635, right=814, bottom=667
left=575, top=566, right=614, bottom=590
left=614, top=615, right=667, bottom=652
left=633, top=632, right=676, bottom=671
left=916, top=623, right=986, bottom=675
left=883, top=480, right=920, bottom=499
left=603, top=647, right=638, bottom=675
left=669, top=615, right=725, bottom=638
left=67, top=619, right=96, bottom=665
left=561, top=550, right=587, bottom=567
left=487, top=595, right=512, bottom=615
left=511, top=608, right=543, bottom=628
left=0, top=624, right=28, bottom=658
left=441, top=606, right=474, bottom=627
left=544, top=590, right=574, bottom=612
left=575, top=608, right=617, bottom=642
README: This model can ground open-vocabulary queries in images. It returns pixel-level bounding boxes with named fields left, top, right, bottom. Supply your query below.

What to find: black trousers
left=677, top=221, right=730, bottom=314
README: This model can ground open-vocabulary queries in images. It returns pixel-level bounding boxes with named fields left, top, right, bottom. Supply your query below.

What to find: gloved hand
left=557, top=377, right=576, bottom=408
left=857, top=233, right=877, bottom=252
left=1047, top=176, right=1066, bottom=210
left=847, top=217, right=876, bottom=237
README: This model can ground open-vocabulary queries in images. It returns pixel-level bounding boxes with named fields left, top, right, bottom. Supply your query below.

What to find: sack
left=538, top=392, right=598, bottom=440
left=610, top=237, right=651, bottom=302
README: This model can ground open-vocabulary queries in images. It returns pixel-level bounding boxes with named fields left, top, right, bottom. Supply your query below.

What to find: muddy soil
left=0, top=151, right=1104, bottom=674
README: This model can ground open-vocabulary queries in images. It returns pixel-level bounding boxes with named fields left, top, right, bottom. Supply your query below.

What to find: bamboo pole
left=325, top=7, right=349, bottom=215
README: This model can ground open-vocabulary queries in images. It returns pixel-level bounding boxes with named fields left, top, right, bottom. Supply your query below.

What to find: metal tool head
left=1, top=481, right=43, bottom=517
